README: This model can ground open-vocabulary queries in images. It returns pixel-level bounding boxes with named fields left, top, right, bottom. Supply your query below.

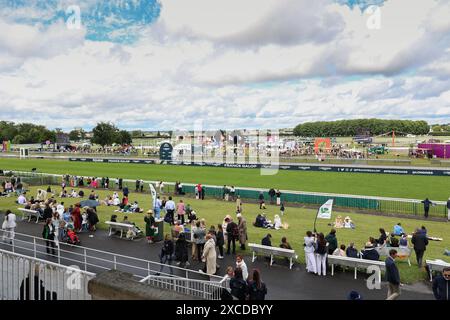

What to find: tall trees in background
left=293, top=119, right=430, bottom=137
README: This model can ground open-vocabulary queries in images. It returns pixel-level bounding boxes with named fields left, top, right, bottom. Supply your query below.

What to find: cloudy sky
left=0, top=0, right=449, bottom=131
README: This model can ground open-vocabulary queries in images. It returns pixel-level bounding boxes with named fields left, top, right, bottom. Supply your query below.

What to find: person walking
left=200, top=234, right=217, bottom=276
left=432, top=267, right=450, bottom=300
left=175, top=233, right=189, bottom=267
left=144, top=210, right=156, bottom=244
left=216, top=224, right=225, bottom=259
left=176, top=199, right=186, bottom=225
left=412, top=228, right=429, bottom=268
left=230, top=268, right=248, bottom=301
left=226, top=217, right=238, bottom=255
left=157, top=234, right=174, bottom=275
left=447, top=197, right=450, bottom=221
left=304, top=231, right=317, bottom=274
left=325, top=229, right=338, bottom=255
left=275, top=189, right=281, bottom=206
left=2, top=210, right=17, bottom=244
left=268, top=188, right=275, bottom=205
left=315, top=233, right=328, bottom=276
left=247, top=269, right=267, bottom=300
left=385, top=249, right=401, bottom=300
left=236, top=196, right=242, bottom=213
left=165, top=196, right=176, bottom=226
left=236, top=255, right=249, bottom=281
left=193, top=221, right=206, bottom=261
left=42, top=218, right=56, bottom=256
left=421, top=198, right=433, bottom=218
left=237, top=213, right=247, bottom=250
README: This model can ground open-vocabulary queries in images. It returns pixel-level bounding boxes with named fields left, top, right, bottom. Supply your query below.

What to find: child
left=280, top=202, right=285, bottom=216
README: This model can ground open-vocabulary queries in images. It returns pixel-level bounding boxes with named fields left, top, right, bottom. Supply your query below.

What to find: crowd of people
left=1, top=174, right=448, bottom=301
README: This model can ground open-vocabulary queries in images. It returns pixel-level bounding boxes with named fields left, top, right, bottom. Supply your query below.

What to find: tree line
left=0, top=121, right=132, bottom=147
left=0, top=121, right=56, bottom=144
left=293, top=119, right=430, bottom=137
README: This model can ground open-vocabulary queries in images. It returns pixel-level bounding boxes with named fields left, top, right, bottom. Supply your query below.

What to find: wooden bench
left=18, top=207, right=42, bottom=224
left=375, top=245, right=412, bottom=266
left=328, top=255, right=386, bottom=282
left=248, top=243, right=298, bottom=269
left=426, top=259, right=450, bottom=281
left=105, top=221, right=140, bottom=240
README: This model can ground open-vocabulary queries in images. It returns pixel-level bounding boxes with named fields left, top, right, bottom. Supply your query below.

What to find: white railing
left=139, top=274, right=230, bottom=300
left=8, top=169, right=447, bottom=205
left=0, top=249, right=94, bottom=300
left=0, top=229, right=223, bottom=283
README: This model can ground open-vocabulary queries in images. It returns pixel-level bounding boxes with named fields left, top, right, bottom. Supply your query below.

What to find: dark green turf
left=1, top=158, right=449, bottom=200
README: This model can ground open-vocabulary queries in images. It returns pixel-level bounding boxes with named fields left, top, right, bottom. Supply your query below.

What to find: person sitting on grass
left=393, top=223, right=405, bottom=236
left=377, top=228, right=388, bottom=246
left=343, top=216, right=355, bottom=229
left=254, top=213, right=269, bottom=228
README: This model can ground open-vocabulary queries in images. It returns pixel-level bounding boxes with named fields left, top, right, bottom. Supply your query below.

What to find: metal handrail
left=0, top=229, right=223, bottom=282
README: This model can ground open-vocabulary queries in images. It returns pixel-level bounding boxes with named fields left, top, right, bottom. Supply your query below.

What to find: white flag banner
left=149, top=183, right=157, bottom=208
left=317, top=199, right=333, bottom=219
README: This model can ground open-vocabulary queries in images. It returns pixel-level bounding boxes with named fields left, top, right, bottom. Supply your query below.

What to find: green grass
left=1, top=158, right=450, bottom=200
left=2, top=185, right=449, bottom=284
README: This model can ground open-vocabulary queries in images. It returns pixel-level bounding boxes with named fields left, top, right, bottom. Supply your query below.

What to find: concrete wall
left=88, top=270, right=198, bottom=300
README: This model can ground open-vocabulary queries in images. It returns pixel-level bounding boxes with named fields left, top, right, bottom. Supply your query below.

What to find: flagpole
left=313, top=208, right=319, bottom=233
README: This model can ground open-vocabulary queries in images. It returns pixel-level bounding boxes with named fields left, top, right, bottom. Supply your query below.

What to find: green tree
left=69, top=130, right=81, bottom=141
left=12, top=134, right=26, bottom=144
left=91, top=122, right=119, bottom=147
left=115, top=130, right=132, bottom=145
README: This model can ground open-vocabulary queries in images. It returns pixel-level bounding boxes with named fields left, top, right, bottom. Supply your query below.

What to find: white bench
left=105, top=221, right=141, bottom=240
left=426, top=259, right=450, bottom=281
left=248, top=243, right=298, bottom=269
left=328, top=255, right=386, bottom=282
left=18, top=208, right=42, bottom=224
left=375, top=246, right=412, bottom=266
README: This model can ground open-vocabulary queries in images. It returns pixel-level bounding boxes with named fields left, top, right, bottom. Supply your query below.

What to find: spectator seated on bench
left=346, top=243, right=360, bottom=258
left=360, top=242, right=380, bottom=261
left=121, top=216, right=143, bottom=239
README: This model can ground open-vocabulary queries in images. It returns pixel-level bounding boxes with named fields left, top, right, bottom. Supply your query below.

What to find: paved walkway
left=0, top=213, right=434, bottom=300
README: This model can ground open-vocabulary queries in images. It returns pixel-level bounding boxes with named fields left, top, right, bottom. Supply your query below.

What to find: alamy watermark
left=366, top=5, right=381, bottom=30
left=66, top=5, right=81, bottom=30
left=366, top=265, right=382, bottom=290
left=66, top=265, right=82, bottom=290
left=169, top=120, right=279, bottom=176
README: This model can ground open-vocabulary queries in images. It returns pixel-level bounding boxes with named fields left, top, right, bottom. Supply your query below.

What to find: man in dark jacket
left=432, top=267, right=450, bottom=300
left=385, top=249, right=400, bottom=300
left=411, top=228, right=429, bottom=268
left=421, top=198, right=433, bottom=218
left=226, top=218, right=238, bottom=255
left=447, top=197, right=450, bottom=221
left=325, top=229, right=338, bottom=255
left=268, top=188, right=275, bottom=204
left=361, top=242, right=380, bottom=261
left=261, top=234, right=272, bottom=247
